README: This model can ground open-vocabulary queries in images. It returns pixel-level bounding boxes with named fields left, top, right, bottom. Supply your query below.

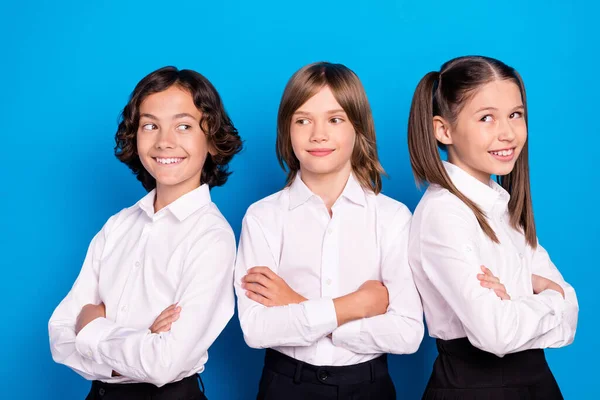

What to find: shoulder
left=370, top=191, right=412, bottom=224
left=412, top=185, right=479, bottom=238
left=244, top=189, right=289, bottom=227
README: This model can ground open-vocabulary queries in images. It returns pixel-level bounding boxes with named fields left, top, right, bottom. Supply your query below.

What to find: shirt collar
left=288, top=172, right=366, bottom=210
left=137, top=184, right=212, bottom=221
left=442, top=161, right=509, bottom=213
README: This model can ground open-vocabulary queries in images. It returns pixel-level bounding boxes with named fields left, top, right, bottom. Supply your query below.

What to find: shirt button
left=327, top=228, right=333, bottom=235
left=318, top=369, right=329, bottom=381
left=519, top=253, right=524, bottom=259
left=326, top=279, right=332, bottom=285
left=121, top=305, right=128, bottom=312
left=135, top=261, right=141, bottom=268
left=87, top=350, right=93, bottom=357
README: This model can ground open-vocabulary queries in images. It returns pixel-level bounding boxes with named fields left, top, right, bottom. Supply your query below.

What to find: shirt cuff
left=75, top=317, right=115, bottom=364
left=537, top=288, right=566, bottom=318
left=303, top=298, right=338, bottom=334
left=331, top=319, right=362, bottom=346
left=91, top=358, right=114, bottom=379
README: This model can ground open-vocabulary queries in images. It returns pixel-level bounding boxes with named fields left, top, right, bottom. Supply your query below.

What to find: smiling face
left=435, top=79, right=527, bottom=184
left=289, top=85, right=356, bottom=182
left=136, top=85, right=213, bottom=199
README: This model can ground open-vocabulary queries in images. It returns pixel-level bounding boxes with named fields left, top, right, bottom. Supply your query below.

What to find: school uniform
left=235, top=173, right=424, bottom=400
left=49, top=184, right=236, bottom=399
left=409, top=161, right=579, bottom=399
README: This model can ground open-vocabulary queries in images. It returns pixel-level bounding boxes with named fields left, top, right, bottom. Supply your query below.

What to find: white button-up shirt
left=235, top=174, right=424, bottom=366
left=49, top=185, right=236, bottom=386
left=409, top=161, right=578, bottom=357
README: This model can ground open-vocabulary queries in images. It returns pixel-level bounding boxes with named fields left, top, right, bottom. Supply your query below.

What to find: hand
left=75, top=303, right=106, bottom=335
left=242, top=267, right=307, bottom=307
left=532, top=274, right=565, bottom=298
left=150, top=304, right=182, bottom=334
left=332, top=280, right=389, bottom=327
left=356, top=280, right=389, bottom=318
left=477, top=265, right=510, bottom=300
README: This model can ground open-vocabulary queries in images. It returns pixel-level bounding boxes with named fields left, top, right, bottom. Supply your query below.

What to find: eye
left=176, top=124, right=192, bottom=131
left=329, top=117, right=344, bottom=124
left=141, top=123, right=157, bottom=131
left=295, top=118, right=310, bottom=125
left=480, top=115, right=493, bottom=122
left=510, top=111, right=523, bottom=119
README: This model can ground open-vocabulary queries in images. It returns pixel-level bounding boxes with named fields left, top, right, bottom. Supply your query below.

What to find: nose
left=155, top=127, right=176, bottom=149
left=498, top=117, right=516, bottom=142
left=309, top=119, right=329, bottom=143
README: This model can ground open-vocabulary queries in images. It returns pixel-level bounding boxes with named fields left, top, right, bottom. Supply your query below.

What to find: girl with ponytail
left=407, top=56, right=578, bottom=399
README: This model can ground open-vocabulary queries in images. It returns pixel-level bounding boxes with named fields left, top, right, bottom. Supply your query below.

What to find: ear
left=433, top=116, right=452, bottom=145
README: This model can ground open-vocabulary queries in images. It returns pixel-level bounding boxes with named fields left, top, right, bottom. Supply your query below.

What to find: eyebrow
left=173, top=113, right=198, bottom=120
left=139, top=113, right=198, bottom=120
left=293, top=109, right=347, bottom=116
left=473, top=105, right=524, bottom=114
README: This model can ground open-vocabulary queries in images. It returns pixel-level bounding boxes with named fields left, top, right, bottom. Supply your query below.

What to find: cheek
left=517, top=125, right=528, bottom=144
left=338, top=126, right=357, bottom=152
left=136, top=133, right=150, bottom=154
left=289, top=129, right=304, bottom=154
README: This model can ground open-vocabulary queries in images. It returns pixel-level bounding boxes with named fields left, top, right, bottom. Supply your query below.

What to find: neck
left=299, top=164, right=352, bottom=213
left=447, top=153, right=491, bottom=186
left=154, top=182, right=201, bottom=213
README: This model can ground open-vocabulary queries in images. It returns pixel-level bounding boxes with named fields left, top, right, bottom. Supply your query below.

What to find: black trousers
left=257, top=349, right=396, bottom=400
left=423, top=338, right=563, bottom=400
left=85, top=374, right=207, bottom=400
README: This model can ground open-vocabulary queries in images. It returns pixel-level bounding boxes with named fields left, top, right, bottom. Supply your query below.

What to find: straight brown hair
left=276, top=62, right=385, bottom=194
left=408, top=56, right=536, bottom=247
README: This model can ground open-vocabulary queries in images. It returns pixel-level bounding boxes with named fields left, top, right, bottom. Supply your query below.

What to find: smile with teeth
left=154, top=157, right=185, bottom=165
left=489, top=149, right=514, bottom=157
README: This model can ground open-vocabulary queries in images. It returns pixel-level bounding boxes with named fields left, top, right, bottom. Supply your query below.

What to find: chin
left=492, top=165, right=516, bottom=177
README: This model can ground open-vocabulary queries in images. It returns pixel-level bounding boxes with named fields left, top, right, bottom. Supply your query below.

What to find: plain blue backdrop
left=1, top=0, right=598, bottom=398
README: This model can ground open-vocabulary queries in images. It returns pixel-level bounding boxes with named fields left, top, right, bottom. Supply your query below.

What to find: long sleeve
left=418, top=205, right=568, bottom=357
left=48, top=222, right=114, bottom=380
left=331, top=207, right=424, bottom=354
left=235, top=214, right=338, bottom=349
left=518, top=243, right=578, bottom=349
left=73, top=227, right=235, bottom=387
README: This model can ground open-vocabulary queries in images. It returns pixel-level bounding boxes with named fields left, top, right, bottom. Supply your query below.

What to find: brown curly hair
left=115, top=66, right=242, bottom=191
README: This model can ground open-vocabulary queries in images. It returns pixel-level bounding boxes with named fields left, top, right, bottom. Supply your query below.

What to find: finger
left=480, top=265, right=495, bottom=277
left=246, top=290, right=273, bottom=307
left=153, top=323, right=172, bottom=333
left=244, top=273, right=273, bottom=288
left=248, top=267, right=277, bottom=279
left=494, top=289, right=511, bottom=300
left=243, top=283, right=272, bottom=299
left=480, top=281, right=507, bottom=293
left=152, top=313, right=181, bottom=332
left=161, top=304, right=178, bottom=313
left=153, top=307, right=181, bottom=326
left=477, top=274, right=500, bottom=283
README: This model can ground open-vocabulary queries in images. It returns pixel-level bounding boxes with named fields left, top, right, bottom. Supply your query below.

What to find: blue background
left=1, top=0, right=597, bottom=398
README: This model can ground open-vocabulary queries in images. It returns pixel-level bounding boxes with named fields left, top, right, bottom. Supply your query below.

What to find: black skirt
left=423, top=338, right=563, bottom=400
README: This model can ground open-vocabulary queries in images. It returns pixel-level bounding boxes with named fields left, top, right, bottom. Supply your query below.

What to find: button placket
left=117, top=222, right=151, bottom=323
